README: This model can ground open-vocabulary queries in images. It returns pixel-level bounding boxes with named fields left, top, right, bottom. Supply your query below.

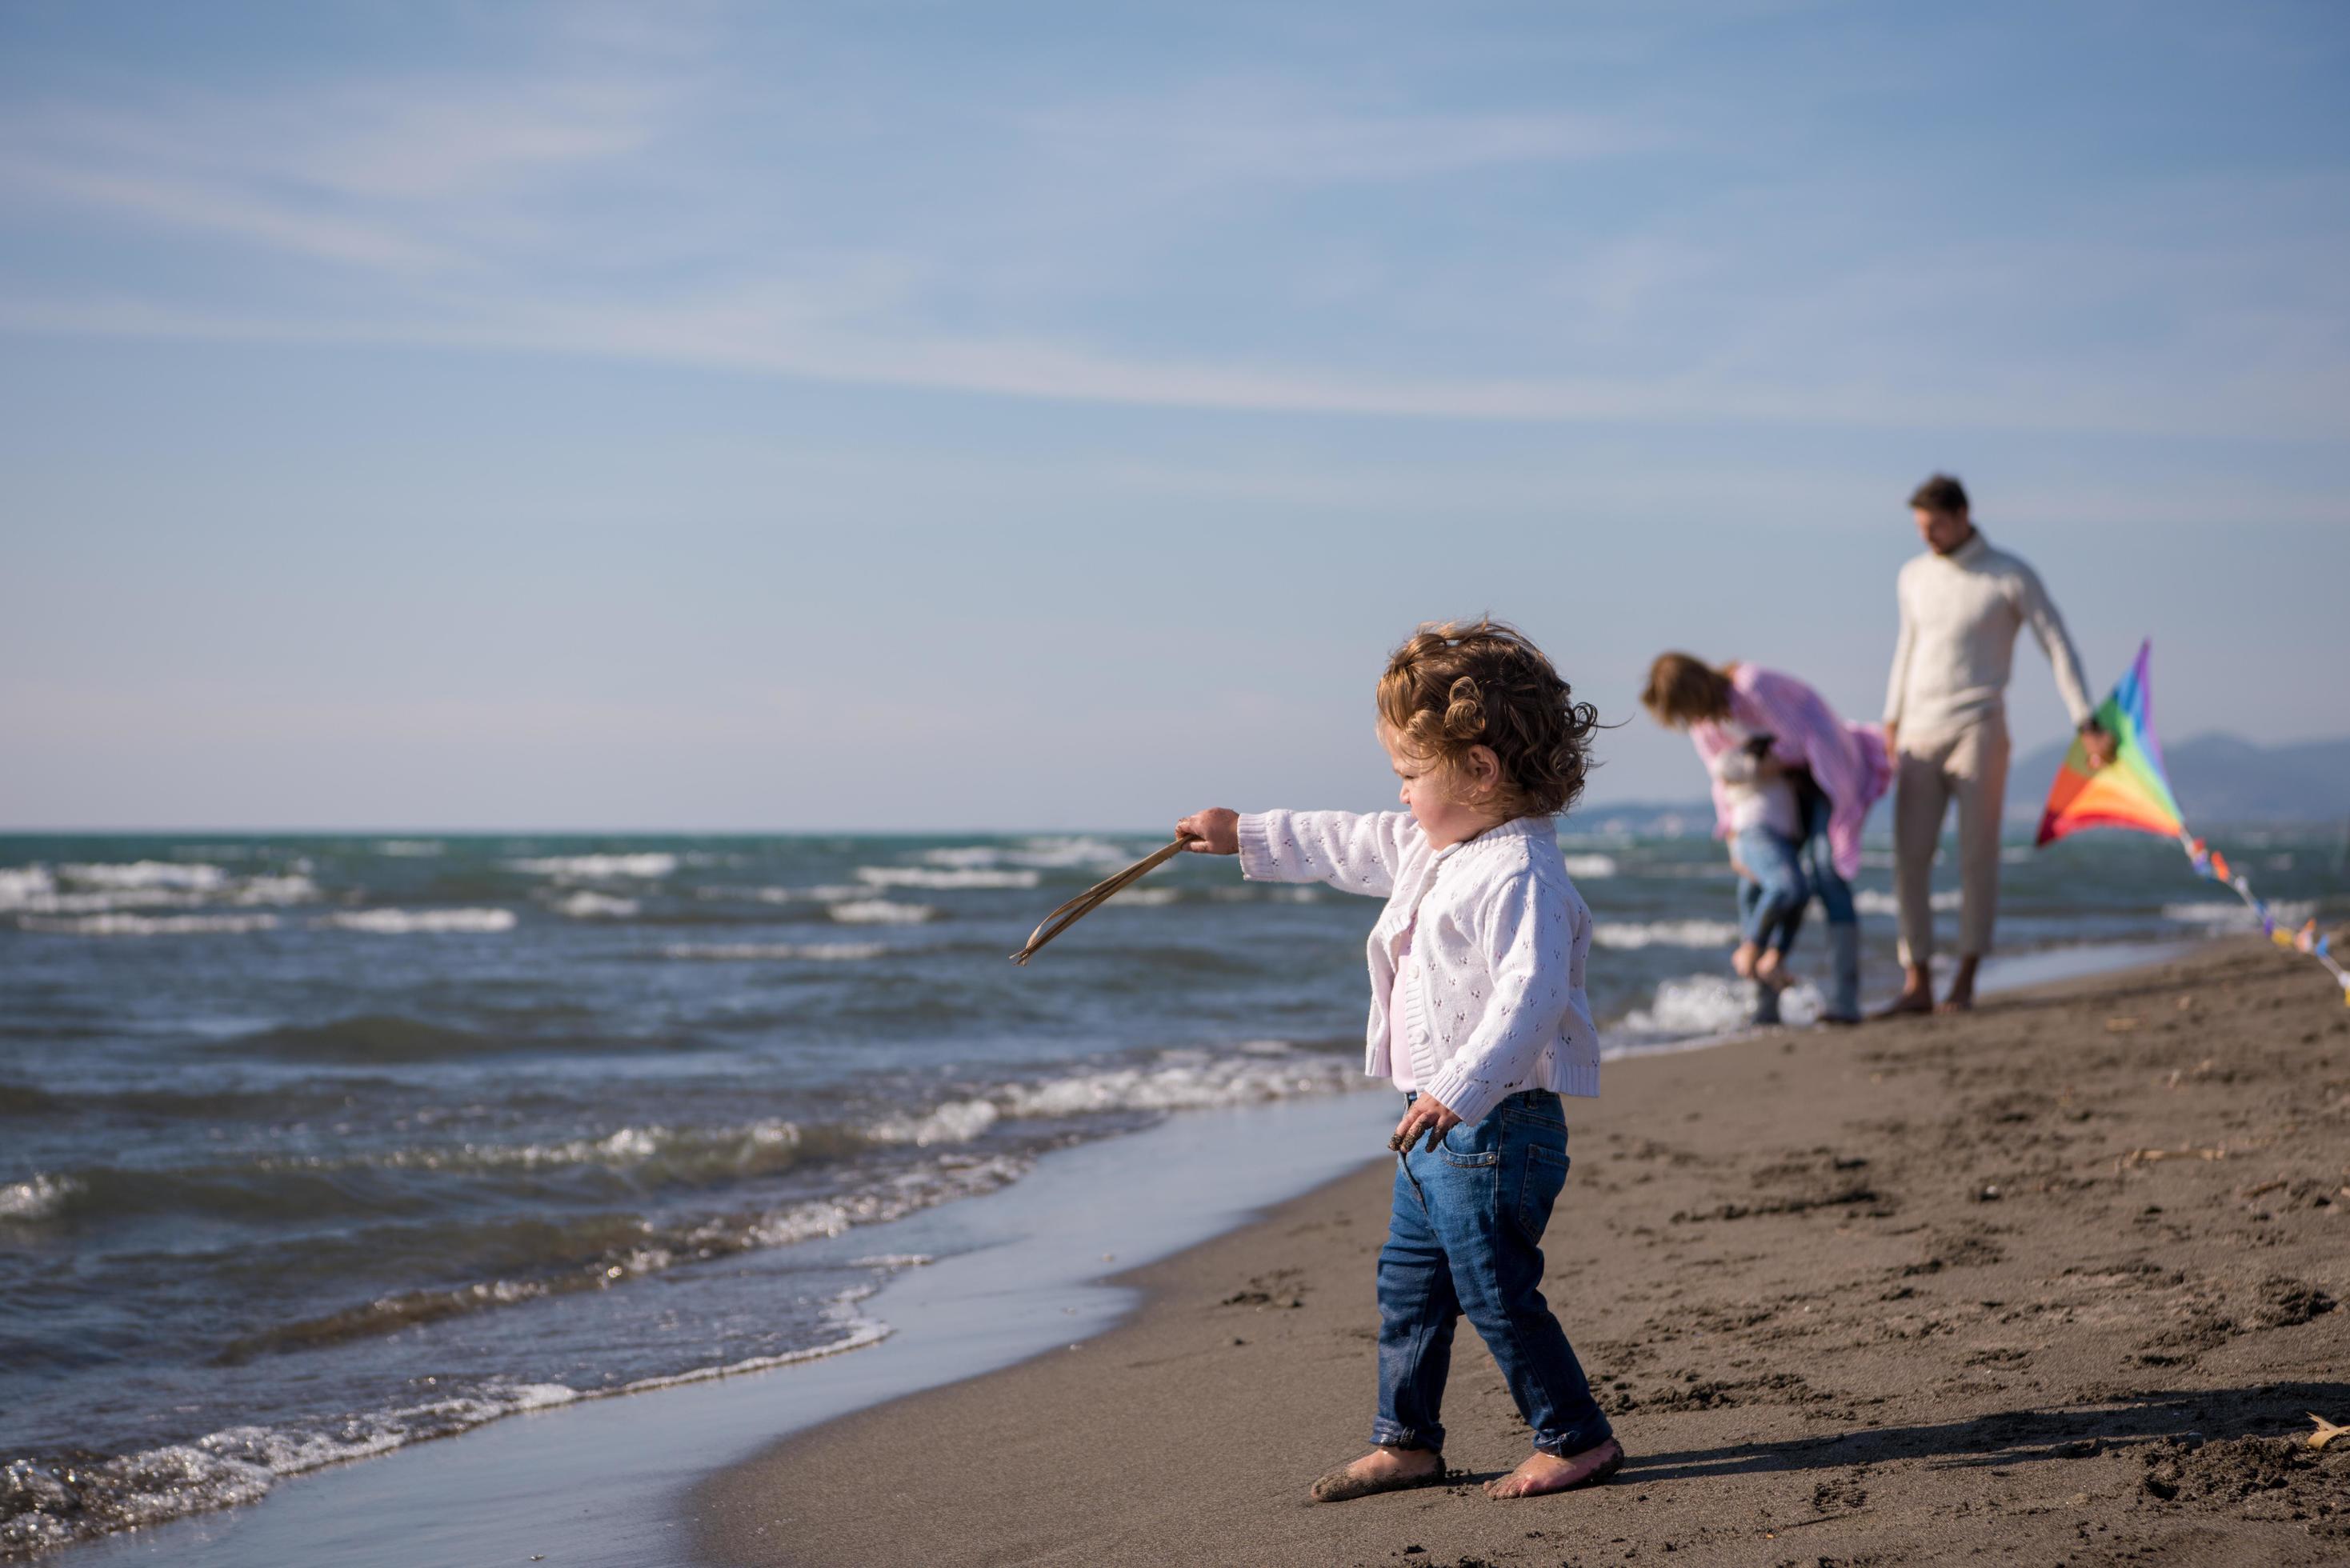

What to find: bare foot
left=1483, top=1438, right=1625, bottom=1499
left=1874, top=962, right=1934, bottom=1019
left=1936, top=958, right=1979, bottom=1014
left=1310, top=1445, right=1443, bottom=1503
left=1754, top=948, right=1785, bottom=987
left=1731, top=941, right=1759, bottom=980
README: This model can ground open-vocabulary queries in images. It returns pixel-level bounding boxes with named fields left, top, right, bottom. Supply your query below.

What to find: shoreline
left=695, top=938, right=2350, bottom=1566
left=31, top=935, right=2256, bottom=1564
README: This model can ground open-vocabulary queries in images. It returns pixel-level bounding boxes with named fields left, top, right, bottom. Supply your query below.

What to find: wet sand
left=694, top=941, right=2350, bottom=1566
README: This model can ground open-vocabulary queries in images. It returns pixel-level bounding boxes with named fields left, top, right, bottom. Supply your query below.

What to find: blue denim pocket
left=1515, top=1143, right=1570, bottom=1241
left=1439, top=1117, right=1501, bottom=1168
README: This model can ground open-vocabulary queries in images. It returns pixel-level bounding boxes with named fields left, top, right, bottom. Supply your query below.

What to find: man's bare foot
left=1936, top=957, right=1980, bottom=1014
left=1309, top=1445, right=1443, bottom=1503
left=1483, top=1438, right=1625, bottom=1499
left=1731, top=941, right=1759, bottom=979
left=1875, top=987, right=1932, bottom=1018
left=1874, top=962, right=1934, bottom=1018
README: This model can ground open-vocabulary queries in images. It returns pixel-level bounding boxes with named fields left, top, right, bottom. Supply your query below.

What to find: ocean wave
left=219, top=1153, right=1031, bottom=1364
left=1613, top=974, right=1824, bottom=1038
left=921, top=836, right=1138, bottom=874
left=1854, top=888, right=1960, bottom=916
left=828, top=899, right=935, bottom=925
left=0, top=1172, right=79, bottom=1221
left=1592, top=918, right=1740, bottom=950
left=0, top=866, right=317, bottom=916
left=55, top=860, right=230, bottom=891
left=374, top=840, right=444, bottom=857
left=659, top=942, right=889, bottom=962
left=0, top=1379, right=582, bottom=1554
left=2163, top=898, right=2316, bottom=930
left=18, top=913, right=282, bottom=937
left=855, top=866, right=1041, bottom=890
left=222, top=1014, right=500, bottom=1063
left=551, top=890, right=639, bottom=919
left=988, top=1047, right=1364, bottom=1119
left=508, top=853, right=678, bottom=880
left=868, top=1100, right=1002, bottom=1146
left=319, top=908, right=517, bottom=934
left=1561, top=854, right=1619, bottom=879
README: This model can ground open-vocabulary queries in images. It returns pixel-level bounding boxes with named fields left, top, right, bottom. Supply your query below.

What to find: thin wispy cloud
left=1, top=8, right=2342, bottom=442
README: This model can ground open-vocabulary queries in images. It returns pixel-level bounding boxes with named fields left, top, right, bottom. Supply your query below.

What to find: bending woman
left=1640, top=654, right=1890, bottom=1024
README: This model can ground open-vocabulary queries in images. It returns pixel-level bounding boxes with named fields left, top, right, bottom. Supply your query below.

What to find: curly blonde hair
left=1375, top=619, right=1601, bottom=819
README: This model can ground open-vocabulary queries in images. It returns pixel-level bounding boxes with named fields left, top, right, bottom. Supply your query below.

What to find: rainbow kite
left=2035, top=640, right=2348, bottom=1004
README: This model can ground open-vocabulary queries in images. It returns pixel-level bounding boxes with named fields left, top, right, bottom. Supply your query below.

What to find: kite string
left=2179, top=831, right=2350, bottom=1001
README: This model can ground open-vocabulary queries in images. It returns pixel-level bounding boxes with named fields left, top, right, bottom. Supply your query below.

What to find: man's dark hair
left=1908, top=473, right=1969, bottom=516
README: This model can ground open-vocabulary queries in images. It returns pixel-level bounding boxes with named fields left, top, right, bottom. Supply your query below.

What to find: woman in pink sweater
left=1642, top=654, right=1890, bottom=1024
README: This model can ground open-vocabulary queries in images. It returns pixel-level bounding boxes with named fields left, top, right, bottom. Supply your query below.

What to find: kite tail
left=2180, top=834, right=2350, bottom=1005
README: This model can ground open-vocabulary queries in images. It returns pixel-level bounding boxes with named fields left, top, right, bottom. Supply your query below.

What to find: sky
left=2, top=0, right=2345, bottom=830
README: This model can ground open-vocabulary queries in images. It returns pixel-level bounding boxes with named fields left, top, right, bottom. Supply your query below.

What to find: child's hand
left=1175, top=808, right=1239, bottom=854
left=1391, top=1094, right=1462, bottom=1153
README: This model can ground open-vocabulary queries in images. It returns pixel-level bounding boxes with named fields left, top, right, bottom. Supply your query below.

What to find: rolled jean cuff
left=1370, top=1421, right=1442, bottom=1453
left=1531, top=1418, right=1614, bottom=1458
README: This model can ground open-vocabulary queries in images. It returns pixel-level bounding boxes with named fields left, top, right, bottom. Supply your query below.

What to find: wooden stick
left=1011, top=836, right=1194, bottom=966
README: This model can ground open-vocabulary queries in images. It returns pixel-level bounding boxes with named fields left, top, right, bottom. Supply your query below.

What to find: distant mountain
left=2008, top=732, right=2350, bottom=826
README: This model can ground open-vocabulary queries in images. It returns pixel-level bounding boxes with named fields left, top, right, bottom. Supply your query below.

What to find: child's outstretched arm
left=1177, top=807, right=1415, bottom=898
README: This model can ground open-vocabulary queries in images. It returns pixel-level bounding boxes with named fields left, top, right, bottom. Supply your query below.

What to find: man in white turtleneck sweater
left=1881, top=474, right=2113, bottom=1014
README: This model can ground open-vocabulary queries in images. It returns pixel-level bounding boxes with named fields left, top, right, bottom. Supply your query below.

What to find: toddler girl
left=1176, top=619, right=1622, bottom=1503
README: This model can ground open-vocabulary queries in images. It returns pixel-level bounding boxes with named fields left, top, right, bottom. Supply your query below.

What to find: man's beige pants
left=1892, top=711, right=2010, bottom=966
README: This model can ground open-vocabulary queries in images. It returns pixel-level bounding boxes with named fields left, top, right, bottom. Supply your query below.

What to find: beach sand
left=694, top=940, right=2350, bottom=1566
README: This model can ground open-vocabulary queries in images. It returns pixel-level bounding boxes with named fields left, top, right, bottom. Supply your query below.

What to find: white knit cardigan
left=1235, top=810, right=1601, bottom=1124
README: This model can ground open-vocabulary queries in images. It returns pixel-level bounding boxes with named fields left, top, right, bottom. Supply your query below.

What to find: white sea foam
left=224, top=874, right=319, bottom=906
left=56, top=860, right=229, bottom=891
left=660, top=942, right=889, bottom=962
left=614, top=1287, right=891, bottom=1394
left=925, top=836, right=1139, bottom=873
left=0, top=866, right=56, bottom=908
left=0, top=1378, right=595, bottom=1553
left=856, top=866, right=1041, bottom=890
left=1561, top=854, right=1619, bottom=879
left=0, top=1172, right=79, bottom=1220
left=2163, top=898, right=2316, bottom=930
left=1112, top=886, right=1181, bottom=906
left=1854, top=888, right=1960, bottom=916
left=870, top=1098, right=1002, bottom=1146
left=0, top=865, right=314, bottom=915
left=550, top=891, right=639, bottom=919
left=18, top=913, right=281, bottom=937
left=989, top=1047, right=1363, bottom=1118
left=1614, top=974, right=1824, bottom=1038
left=1593, top=918, right=1741, bottom=950
left=828, top=898, right=935, bottom=925
left=509, top=853, right=678, bottom=880
left=320, top=908, right=518, bottom=934
left=847, top=1253, right=934, bottom=1269
left=375, top=840, right=444, bottom=857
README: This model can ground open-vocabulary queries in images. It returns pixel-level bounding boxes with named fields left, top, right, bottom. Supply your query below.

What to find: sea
left=3, top=822, right=2344, bottom=1554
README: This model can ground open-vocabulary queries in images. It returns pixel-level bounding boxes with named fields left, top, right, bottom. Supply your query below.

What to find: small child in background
left=1177, top=619, right=1623, bottom=1504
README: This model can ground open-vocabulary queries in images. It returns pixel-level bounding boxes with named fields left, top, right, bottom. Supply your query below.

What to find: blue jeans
left=1798, top=791, right=1856, bottom=927
left=1734, top=825, right=1808, bottom=954
left=1375, top=1090, right=1612, bottom=1458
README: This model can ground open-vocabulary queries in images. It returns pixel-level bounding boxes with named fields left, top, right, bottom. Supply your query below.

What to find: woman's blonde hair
left=1639, top=652, right=1734, bottom=726
left=1375, top=619, right=1600, bottom=818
